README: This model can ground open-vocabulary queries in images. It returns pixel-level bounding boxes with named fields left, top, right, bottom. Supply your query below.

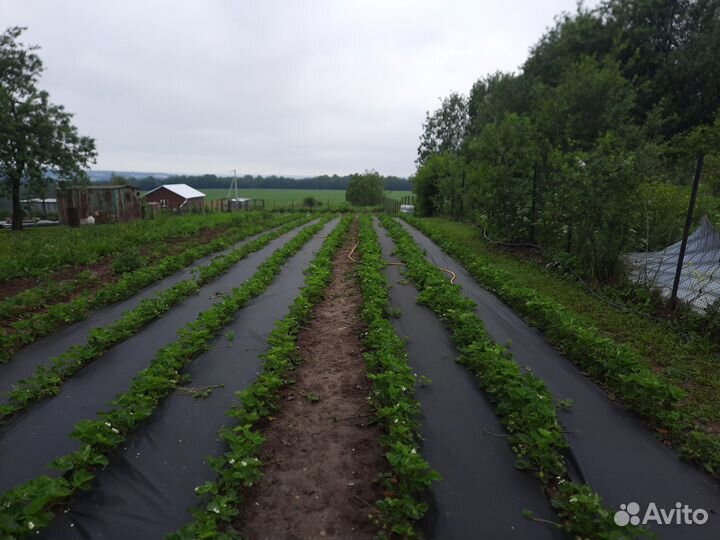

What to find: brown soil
left=236, top=222, right=386, bottom=540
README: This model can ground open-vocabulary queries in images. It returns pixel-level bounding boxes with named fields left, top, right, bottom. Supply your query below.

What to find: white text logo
left=614, top=502, right=709, bottom=527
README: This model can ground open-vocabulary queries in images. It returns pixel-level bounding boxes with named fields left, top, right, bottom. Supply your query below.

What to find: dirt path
left=237, top=220, right=386, bottom=540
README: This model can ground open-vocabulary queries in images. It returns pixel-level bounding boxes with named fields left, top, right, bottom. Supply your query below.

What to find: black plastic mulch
left=0, top=220, right=320, bottom=494
left=398, top=219, right=720, bottom=540
left=0, top=224, right=286, bottom=401
left=374, top=220, right=563, bottom=540
left=38, top=218, right=341, bottom=540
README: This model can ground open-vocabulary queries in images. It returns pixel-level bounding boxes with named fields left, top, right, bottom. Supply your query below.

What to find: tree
left=0, top=27, right=96, bottom=230
left=465, top=113, right=540, bottom=240
left=531, top=56, right=635, bottom=151
left=417, top=92, right=468, bottom=166
left=27, top=174, right=53, bottom=215
left=109, top=173, right=129, bottom=185
left=412, top=153, right=463, bottom=217
left=345, top=170, right=383, bottom=206
left=467, top=72, right=531, bottom=137
left=522, top=5, right=613, bottom=86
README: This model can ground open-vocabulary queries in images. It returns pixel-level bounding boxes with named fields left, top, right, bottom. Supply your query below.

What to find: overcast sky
left=1, top=0, right=597, bottom=177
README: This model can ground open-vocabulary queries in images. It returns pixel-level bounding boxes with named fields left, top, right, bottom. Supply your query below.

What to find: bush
left=111, top=248, right=146, bottom=275
left=302, top=196, right=319, bottom=208
left=345, top=170, right=383, bottom=206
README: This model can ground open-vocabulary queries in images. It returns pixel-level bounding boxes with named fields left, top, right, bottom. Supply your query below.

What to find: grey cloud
left=0, top=0, right=598, bottom=176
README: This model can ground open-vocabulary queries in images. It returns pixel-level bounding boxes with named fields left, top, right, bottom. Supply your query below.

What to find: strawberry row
left=0, top=212, right=301, bottom=362
left=379, top=215, right=644, bottom=539
left=0, top=215, right=316, bottom=423
left=167, top=215, right=352, bottom=540
left=0, top=216, right=333, bottom=538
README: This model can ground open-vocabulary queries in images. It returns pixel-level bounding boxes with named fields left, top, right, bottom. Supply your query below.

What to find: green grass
left=420, top=217, right=720, bottom=435
left=200, top=188, right=413, bottom=206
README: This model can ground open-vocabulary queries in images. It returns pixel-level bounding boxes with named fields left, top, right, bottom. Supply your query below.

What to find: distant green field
left=200, top=188, right=413, bottom=207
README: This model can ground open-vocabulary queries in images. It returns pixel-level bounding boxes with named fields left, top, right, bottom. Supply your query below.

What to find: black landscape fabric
left=0, top=220, right=319, bottom=493
left=0, top=224, right=282, bottom=400
left=374, top=220, right=564, bottom=540
left=398, top=219, right=720, bottom=540
left=39, top=218, right=340, bottom=540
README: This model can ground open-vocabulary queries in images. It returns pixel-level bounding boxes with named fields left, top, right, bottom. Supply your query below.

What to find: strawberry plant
left=356, top=215, right=439, bottom=538
left=167, top=215, right=352, bottom=540
left=380, top=215, right=647, bottom=539
left=0, top=213, right=306, bottom=362
left=0, top=210, right=285, bottom=282
left=404, top=215, right=720, bottom=478
left=0, top=217, right=320, bottom=423
left=0, top=216, right=335, bottom=538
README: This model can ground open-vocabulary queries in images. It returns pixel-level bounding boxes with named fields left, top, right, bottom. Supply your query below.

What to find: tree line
left=414, top=0, right=720, bottom=282
left=0, top=26, right=410, bottom=230
left=111, top=173, right=411, bottom=192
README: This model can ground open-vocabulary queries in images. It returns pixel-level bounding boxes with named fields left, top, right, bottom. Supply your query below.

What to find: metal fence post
left=670, top=153, right=705, bottom=308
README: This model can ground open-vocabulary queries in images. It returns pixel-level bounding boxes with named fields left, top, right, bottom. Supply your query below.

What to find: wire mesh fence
left=626, top=216, right=720, bottom=313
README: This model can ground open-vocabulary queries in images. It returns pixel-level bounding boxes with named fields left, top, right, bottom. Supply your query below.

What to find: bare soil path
left=237, top=220, right=386, bottom=540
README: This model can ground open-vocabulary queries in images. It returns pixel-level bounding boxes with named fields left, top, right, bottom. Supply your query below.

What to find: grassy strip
left=357, top=215, right=438, bottom=539
left=403, top=216, right=720, bottom=477
left=0, top=216, right=334, bottom=538
left=165, top=215, right=352, bottom=540
left=380, top=215, right=646, bottom=540
left=0, top=213, right=302, bottom=362
left=0, top=216, right=316, bottom=423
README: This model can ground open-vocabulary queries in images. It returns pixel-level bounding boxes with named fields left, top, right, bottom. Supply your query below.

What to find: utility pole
left=670, top=153, right=705, bottom=308
left=530, top=162, right=538, bottom=243
left=226, top=169, right=239, bottom=204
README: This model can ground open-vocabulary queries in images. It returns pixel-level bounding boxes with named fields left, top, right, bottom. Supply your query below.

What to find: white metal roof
left=144, top=184, right=206, bottom=199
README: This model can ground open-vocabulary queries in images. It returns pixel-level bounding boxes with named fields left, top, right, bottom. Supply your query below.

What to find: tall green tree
left=416, top=92, right=468, bottom=166
left=412, top=153, right=463, bottom=217
left=523, top=5, right=613, bottom=86
left=0, top=27, right=96, bottom=230
left=467, top=72, right=530, bottom=137
left=531, top=57, right=635, bottom=151
left=465, top=113, right=540, bottom=240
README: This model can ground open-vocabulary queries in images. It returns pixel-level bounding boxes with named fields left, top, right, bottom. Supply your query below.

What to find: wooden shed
left=143, top=184, right=206, bottom=210
left=57, top=185, right=142, bottom=226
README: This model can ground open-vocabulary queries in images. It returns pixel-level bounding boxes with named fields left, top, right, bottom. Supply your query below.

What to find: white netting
left=625, top=216, right=720, bottom=312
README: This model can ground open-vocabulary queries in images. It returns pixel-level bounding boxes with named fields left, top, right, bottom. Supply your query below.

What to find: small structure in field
left=57, top=185, right=142, bottom=226
left=143, top=184, right=206, bottom=210
left=229, top=197, right=252, bottom=210
left=21, top=198, right=58, bottom=215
